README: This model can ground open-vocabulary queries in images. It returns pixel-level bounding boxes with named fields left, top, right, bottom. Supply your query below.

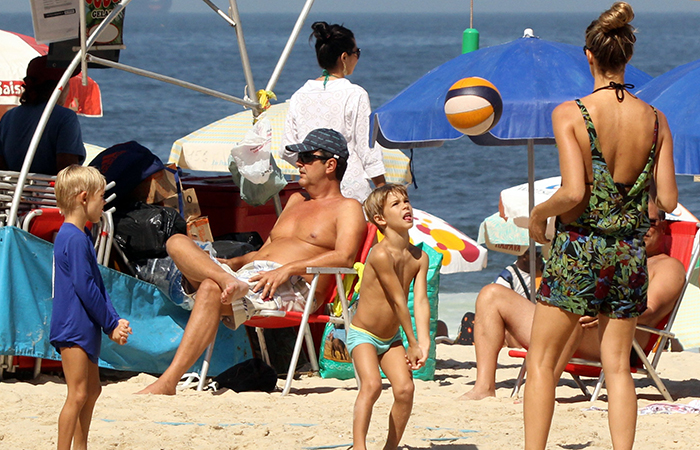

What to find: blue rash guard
left=50, top=223, right=120, bottom=363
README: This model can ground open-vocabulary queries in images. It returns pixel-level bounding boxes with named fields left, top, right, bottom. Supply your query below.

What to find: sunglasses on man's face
left=298, top=152, right=332, bottom=165
left=649, top=211, right=667, bottom=227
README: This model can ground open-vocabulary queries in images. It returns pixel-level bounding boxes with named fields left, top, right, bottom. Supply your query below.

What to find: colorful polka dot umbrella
left=408, top=208, right=487, bottom=274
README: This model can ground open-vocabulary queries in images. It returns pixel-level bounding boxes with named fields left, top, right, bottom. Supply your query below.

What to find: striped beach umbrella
left=169, top=102, right=412, bottom=184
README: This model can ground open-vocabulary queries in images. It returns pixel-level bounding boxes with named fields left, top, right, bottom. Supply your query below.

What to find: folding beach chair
left=196, top=223, right=377, bottom=395
left=0, top=170, right=58, bottom=226
left=508, top=221, right=700, bottom=402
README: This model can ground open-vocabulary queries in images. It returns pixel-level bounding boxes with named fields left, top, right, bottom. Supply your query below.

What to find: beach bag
left=113, top=202, right=187, bottom=261
left=212, top=358, right=277, bottom=393
left=318, top=243, right=442, bottom=381
left=399, top=243, right=441, bottom=381
left=318, top=293, right=358, bottom=380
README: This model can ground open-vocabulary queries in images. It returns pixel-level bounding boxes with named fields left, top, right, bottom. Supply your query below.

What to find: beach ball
left=444, top=77, right=502, bottom=136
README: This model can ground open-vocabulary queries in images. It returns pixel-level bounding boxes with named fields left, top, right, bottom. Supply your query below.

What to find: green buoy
left=462, top=28, right=479, bottom=54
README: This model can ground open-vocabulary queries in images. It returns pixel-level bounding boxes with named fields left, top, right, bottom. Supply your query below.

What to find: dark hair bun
left=311, top=21, right=331, bottom=43
left=598, top=1, right=634, bottom=33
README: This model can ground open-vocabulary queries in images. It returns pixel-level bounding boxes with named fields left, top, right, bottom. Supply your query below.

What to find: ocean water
left=3, top=11, right=700, bottom=336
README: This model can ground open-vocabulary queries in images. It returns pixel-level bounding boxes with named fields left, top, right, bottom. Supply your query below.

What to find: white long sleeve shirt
left=282, top=78, right=385, bottom=203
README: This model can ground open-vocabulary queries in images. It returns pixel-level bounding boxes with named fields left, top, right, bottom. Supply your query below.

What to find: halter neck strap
left=592, top=81, right=635, bottom=103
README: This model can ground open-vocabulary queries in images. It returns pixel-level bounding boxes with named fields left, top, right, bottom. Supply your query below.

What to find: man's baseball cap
left=285, top=128, right=349, bottom=161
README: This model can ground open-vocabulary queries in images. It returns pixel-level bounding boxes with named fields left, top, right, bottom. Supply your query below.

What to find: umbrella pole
left=527, top=139, right=537, bottom=304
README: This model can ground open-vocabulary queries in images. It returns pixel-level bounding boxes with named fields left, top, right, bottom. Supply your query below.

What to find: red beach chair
left=508, top=221, right=700, bottom=402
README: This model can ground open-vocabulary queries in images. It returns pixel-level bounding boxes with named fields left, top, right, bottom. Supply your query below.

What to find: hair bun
left=598, top=1, right=634, bottom=33
left=311, top=21, right=331, bottom=43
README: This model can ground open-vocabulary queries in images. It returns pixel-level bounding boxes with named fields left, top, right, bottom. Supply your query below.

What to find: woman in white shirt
left=282, top=21, right=386, bottom=203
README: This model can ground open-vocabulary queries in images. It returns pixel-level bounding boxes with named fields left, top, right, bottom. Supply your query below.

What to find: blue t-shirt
left=50, top=223, right=120, bottom=363
left=0, top=103, right=86, bottom=175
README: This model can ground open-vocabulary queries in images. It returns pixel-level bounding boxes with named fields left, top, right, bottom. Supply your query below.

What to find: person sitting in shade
left=454, top=248, right=543, bottom=346
left=459, top=201, right=685, bottom=400
left=0, top=56, right=85, bottom=175
left=137, top=128, right=367, bottom=395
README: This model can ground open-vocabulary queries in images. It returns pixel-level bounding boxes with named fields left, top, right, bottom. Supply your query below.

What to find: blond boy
left=350, top=184, right=430, bottom=450
left=51, top=165, right=131, bottom=450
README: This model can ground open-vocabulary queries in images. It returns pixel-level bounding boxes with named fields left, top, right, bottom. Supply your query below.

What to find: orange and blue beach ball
left=444, top=77, right=503, bottom=136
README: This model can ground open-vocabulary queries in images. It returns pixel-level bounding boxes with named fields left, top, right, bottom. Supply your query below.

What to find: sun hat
left=285, top=128, right=349, bottom=160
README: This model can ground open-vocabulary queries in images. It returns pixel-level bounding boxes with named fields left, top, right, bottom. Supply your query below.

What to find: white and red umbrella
left=500, top=176, right=698, bottom=225
left=0, top=29, right=102, bottom=117
left=408, top=208, right=487, bottom=274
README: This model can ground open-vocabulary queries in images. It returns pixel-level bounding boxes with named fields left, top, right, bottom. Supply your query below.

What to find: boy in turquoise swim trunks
left=349, top=184, right=430, bottom=450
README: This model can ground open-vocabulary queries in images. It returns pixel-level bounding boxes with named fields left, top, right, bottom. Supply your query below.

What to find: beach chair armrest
left=636, top=324, right=675, bottom=338
left=306, top=267, right=357, bottom=275
left=568, top=358, right=602, bottom=368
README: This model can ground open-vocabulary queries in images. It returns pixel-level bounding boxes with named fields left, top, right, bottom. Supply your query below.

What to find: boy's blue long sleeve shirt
left=50, top=223, right=120, bottom=363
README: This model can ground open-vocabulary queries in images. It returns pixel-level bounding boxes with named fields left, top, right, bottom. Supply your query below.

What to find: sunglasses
left=350, top=48, right=361, bottom=59
left=298, top=152, right=333, bottom=165
left=582, top=45, right=590, bottom=55
left=649, top=211, right=666, bottom=227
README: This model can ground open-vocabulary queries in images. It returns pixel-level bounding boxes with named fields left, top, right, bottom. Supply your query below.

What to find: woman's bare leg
left=523, top=302, right=579, bottom=450
left=598, top=315, right=638, bottom=450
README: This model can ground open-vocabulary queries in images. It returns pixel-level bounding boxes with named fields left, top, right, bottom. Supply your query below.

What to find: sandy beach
left=1, top=344, right=699, bottom=449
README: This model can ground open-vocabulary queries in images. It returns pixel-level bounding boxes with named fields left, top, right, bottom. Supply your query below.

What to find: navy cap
left=285, top=128, right=349, bottom=161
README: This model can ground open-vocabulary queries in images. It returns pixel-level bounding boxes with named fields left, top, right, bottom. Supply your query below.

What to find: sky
left=6, top=0, right=700, bottom=14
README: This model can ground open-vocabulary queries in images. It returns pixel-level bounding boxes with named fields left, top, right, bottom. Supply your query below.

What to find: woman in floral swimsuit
left=524, top=3, right=678, bottom=450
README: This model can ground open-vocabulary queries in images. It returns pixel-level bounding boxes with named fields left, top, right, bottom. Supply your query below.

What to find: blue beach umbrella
left=370, top=31, right=652, bottom=302
left=371, top=33, right=652, bottom=148
left=636, top=58, right=700, bottom=175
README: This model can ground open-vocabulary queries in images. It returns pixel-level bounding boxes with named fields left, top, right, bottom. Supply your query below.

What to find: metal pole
left=228, top=0, right=259, bottom=114
left=86, top=55, right=259, bottom=109
left=265, top=0, right=316, bottom=93
left=200, top=0, right=237, bottom=27
left=8, top=0, right=132, bottom=226
left=79, top=0, right=88, bottom=85
left=470, top=0, right=474, bottom=29
left=527, top=139, right=537, bottom=304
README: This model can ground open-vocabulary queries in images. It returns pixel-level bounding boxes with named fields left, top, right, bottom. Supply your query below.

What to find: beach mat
left=0, top=226, right=251, bottom=375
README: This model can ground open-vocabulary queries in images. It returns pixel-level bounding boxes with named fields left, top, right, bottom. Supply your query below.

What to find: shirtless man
left=460, top=201, right=685, bottom=400
left=138, top=128, right=366, bottom=395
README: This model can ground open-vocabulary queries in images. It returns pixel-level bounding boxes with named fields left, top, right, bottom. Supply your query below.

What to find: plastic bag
left=229, top=117, right=272, bottom=185
left=133, top=241, right=216, bottom=311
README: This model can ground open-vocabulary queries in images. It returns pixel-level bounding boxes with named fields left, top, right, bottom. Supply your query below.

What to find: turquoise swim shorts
left=347, top=324, right=403, bottom=356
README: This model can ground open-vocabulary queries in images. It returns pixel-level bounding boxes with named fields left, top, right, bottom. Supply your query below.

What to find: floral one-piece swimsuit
left=537, top=99, right=658, bottom=319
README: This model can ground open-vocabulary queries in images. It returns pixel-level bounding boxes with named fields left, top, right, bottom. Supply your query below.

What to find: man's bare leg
left=460, top=284, right=536, bottom=400
left=137, top=280, right=232, bottom=395
left=166, top=234, right=248, bottom=302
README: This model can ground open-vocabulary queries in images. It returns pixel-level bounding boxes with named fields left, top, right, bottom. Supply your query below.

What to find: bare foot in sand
left=218, top=276, right=250, bottom=305
left=458, top=387, right=495, bottom=401
left=136, top=378, right=176, bottom=396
